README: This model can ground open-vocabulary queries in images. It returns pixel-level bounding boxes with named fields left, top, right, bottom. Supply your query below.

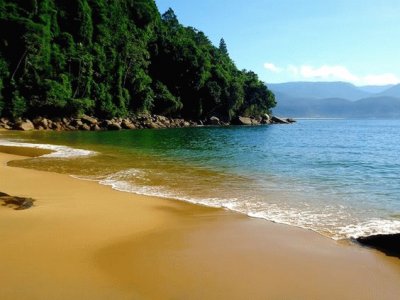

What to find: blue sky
left=155, top=0, right=400, bottom=86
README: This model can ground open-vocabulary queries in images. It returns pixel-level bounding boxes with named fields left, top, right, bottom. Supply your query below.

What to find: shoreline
left=1, top=149, right=400, bottom=299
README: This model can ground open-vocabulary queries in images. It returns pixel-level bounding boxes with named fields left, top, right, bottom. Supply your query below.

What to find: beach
left=1, top=149, right=400, bottom=300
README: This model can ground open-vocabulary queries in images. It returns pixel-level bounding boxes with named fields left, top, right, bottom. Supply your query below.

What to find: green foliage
left=219, top=38, right=228, bottom=56
left=0, top=0, right=275, bottom=120
left=152, top=81, right=182, bottom=115
left=67, top=98, right=95, bottom=117
left=9, top=89, right=27, bottom=119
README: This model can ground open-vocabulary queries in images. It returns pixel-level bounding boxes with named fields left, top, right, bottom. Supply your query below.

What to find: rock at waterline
left=356, top=233, right=400, bottom=259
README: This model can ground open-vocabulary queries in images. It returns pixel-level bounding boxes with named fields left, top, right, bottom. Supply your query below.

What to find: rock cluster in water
left=0, top=114, right=295, bottom=131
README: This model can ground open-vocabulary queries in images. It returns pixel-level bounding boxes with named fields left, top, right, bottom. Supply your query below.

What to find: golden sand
left=0, top=149, right=399, bottom=299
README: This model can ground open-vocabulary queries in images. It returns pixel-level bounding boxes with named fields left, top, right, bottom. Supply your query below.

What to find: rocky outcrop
left=0, top=192, right=35, bottom=210
left=0, top=114, right=295, bottom=131
left=356, top=233, right=400, bottom=259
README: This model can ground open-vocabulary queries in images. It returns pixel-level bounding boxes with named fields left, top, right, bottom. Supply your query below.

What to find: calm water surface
left=1, top=119, right=400, bottom=239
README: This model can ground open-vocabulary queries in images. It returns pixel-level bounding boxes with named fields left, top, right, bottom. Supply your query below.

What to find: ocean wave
left=0, top=140, right=96, bottom=158
left=338, top=219, right=400, bottom=239
left=92, top=169, right=399, bottom=240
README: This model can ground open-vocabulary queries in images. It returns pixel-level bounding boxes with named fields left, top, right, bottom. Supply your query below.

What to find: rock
left=155, top=115, right=168, bottom=123
left=0, top=118, right=11, bottom=129
left=232, top=116, right=253, bottom=125
left=51, top=122, right=62, bottom=131
left=79, top=124, right=91, bottom=131
left=70, top=119, right=83, bottom=127
left=121, top=119, right=136, bottom=129
left=0, top=192, right=35, bottom=210
left=356, top=233, right=400, bottom=259
left=263, top=114, right=271, bottom=123
left=107, top=121, right=122, bottom=130
left=32, top=117, right=49, bottom=129
left=91, top=124, right=101, bottom=131
left=261, top=114, right=271, bottom=124
left=208, top=116, right=220, bottom=125
left=81, top=115, right=98, bottom=125
left=14, top=119, right=34, bottom=131
left=271, top=116, right=290, bottom=124
left=145, top=121, right=160, bottom=129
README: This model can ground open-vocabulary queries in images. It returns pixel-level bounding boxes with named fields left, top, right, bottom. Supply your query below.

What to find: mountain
left=271, top=82, right=400, bottom=118
left=377, top=84, right=400, bottom=98
left=358, top=85, right=394, bottom=94
left=268, top=81, right=371, bottom=101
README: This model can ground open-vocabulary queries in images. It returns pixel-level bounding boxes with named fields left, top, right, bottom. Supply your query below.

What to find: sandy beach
left=1, top=149, right=400, bottom=300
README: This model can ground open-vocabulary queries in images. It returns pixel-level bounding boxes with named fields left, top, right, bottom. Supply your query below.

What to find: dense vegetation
left=0, top=0, right=275, bottom=121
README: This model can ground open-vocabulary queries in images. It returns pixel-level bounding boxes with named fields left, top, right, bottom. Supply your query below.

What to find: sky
left=155, top=0, right=400, bottom=86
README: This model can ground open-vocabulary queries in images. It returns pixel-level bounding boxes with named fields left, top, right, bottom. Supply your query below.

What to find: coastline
left=1, top=149, right=400, bottom=299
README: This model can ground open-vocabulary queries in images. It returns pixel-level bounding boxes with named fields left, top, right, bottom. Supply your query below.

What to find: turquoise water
left=1, top=119, right=400, bottom=239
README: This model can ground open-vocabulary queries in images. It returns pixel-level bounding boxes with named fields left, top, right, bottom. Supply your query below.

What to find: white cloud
left=361, top=73, right=400, bottom=85
left=264, top=62, right=400, bottom=86
left=263, top=62, right=282, bottom=73
left=298, top=65, right=359, bottom=82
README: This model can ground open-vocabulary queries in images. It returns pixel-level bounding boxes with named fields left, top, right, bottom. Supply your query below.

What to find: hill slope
left=0, top=1, right=275, bottom=121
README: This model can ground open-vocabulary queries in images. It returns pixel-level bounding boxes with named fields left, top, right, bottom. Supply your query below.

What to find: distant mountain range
left=268, top=82, right=400, bottom=118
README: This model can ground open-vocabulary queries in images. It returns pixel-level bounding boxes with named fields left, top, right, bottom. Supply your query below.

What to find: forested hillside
left=0, top=0, right=275, bottom=121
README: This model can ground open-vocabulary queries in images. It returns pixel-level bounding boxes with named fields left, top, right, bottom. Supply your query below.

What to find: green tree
left=219, top=38, right=228, bottom=56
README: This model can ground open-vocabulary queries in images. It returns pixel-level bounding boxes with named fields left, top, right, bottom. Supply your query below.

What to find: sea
left=1, top=119, right=400, bottom=240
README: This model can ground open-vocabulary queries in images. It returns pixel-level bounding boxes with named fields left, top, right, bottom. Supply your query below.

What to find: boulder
left=286, top=118, right=296, bottom=123
left=356, top=233, right=400, bottom=259
left=70, top=119, right=83, bottom=127
left=145, top=122, right=160, bottom=129
left=79, top=124, right=91, bottom=131
left=51, top=122, right=62, bottom=131
left=232, top=116, right=252, bottom=125
left=271, top=116, right=290, bottom=124
left=32, top=117, right=49, bottom=129
left=14, top=119, right=34, bottom=131
left=121, top=119, right=136, bottom=129
left=208, top=116, right=220, bottom=125
left=91, top=124, right=101, bottom=131
left=81, top=115, right=98, bottom=125
left=107, top=121, right=122, bottom=130
left=0, top=192, right=35, bottom=210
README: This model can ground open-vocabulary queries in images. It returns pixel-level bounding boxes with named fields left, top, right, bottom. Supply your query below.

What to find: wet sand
left=0, top=150, right=399, bottom=299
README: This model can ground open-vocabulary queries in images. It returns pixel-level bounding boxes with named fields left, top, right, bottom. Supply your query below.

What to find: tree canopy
left=0, top=1, right=275, bottom=120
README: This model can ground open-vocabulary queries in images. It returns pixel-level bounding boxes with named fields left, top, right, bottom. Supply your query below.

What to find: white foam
left=338, top=219, right=400, bottom=239
left=0, top=140, right=96, bottom=158
left=80, top=169, right=400, bottom=241
left=97, top=169, right=236, bottom=209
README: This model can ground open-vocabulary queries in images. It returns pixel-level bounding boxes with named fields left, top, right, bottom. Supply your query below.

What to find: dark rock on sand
left=0, top=192, right=35, bottom=210
left=356, top=233, right=400, bottom=259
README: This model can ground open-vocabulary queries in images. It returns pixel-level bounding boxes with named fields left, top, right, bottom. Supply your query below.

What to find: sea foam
left=0, top=140, right=96, bottom=158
